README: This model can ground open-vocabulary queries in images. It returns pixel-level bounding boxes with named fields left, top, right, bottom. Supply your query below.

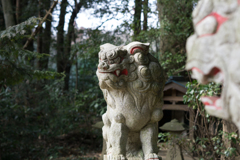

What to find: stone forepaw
left=107, top=154, right=126, bottom=160
left=145, top=153, right=161, bottom=160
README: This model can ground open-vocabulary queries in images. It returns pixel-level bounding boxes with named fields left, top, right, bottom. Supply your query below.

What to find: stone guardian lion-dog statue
left=96, top=42, right=165, bottom=160
left=186, top=0, right=240, bottom=131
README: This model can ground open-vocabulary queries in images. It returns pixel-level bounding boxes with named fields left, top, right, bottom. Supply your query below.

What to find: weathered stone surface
left=186, top=0, right=240, bottom=129
left=96, top=42, right=165, bottom=160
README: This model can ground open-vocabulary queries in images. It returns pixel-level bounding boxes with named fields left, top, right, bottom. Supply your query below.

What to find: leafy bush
left=182, top=80, right=240, bottom=159
left=157, top=0, right=197, bottom=77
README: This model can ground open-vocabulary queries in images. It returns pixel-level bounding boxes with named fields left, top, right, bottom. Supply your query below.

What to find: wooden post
left=189, top=108, right=195, bottom=141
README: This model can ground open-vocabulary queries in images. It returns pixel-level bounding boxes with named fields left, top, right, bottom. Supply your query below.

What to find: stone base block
left=104, top=155, right=143, bottom=160
left=103, top=155, right=162, bottom=160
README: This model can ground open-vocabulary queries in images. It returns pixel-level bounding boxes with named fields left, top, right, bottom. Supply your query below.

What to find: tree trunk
left=57, top=0, right=83, bottom=90
left=143, top=0, right=148, bottom=31
left=16, top=0, right=20, bottom=24
left=133, top=0, right=142, bottom=39
left=157, top=1, right=171, bottom=55
left=62, top=1, right=82, bottom=91
left=1, top=0, right=15, bottom=28
left=0, top=11, right=5, bottom=31
left=73, top=31, right=78, bottom=89
left=189, top=108, right=195, bottom=141
left=75, top=55, right=78, bottom=89
left=57, top=0, right=68, bottom=73
left=39, top=0, right=52, bottom=70
left=56, top=0, right=67, bottom=71
left=37, top=0, right=43, bottom=54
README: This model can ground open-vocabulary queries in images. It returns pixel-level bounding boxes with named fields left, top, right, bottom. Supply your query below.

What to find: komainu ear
left=125, top=41, right=150, bottom=55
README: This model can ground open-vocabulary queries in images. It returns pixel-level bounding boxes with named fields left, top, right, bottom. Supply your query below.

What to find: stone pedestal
left=104, top=155, right=143, bottom=160
left=103, top=154, right=162, bottom=160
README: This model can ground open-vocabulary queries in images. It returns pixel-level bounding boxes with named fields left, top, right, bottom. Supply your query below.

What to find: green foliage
left=0, top=17, right=63, bottom=86
left=160, top=52, right=185, bottom=76
left=0, top=79, right=102, bottom=159
left=217, top=131, right=239, bottom=158
left=0, top=18, right=106, bottom=159
left=158, top=132, right=170, bottom=142
left=182, top=80, right=239, bottom=159
left=184, top=80, right=221, bottom=110
left=160, top=130, right=240, bottom=160
left=0, top=17, right=40, bottom=39
left=157, top=0, right=197, bottom=77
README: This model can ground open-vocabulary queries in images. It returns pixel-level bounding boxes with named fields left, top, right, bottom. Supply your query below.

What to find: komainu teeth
left=201, top=97, right=213, bottom=105
left=214, top=72, right=224, bottom=84
left=192, top=69, right=203, bottom=81
left=116, top=70, right=120, bottom=76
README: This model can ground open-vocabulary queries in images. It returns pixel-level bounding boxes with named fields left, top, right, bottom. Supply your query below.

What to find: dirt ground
left=158, top=149, right=194, bottom=160
left=55, top=139, right=194, bottom=160
left=158, top=142, right=194, bottom=160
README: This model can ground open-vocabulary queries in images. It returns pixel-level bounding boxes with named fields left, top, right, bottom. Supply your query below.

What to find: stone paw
left=107, top=154, right=126, bottom=160
left=145, top=153, right=161, bottom=160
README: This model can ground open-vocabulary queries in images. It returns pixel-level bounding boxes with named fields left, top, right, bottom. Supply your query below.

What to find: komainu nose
left=98, top=61, right=109, bottom=70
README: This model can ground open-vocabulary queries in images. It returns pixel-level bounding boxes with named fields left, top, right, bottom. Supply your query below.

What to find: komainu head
left=96, top=41, right=164, bottom=96
left=186, top=0, right=240, bottom=129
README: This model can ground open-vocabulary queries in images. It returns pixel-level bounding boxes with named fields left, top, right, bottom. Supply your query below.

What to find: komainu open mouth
left=200, top=96, right=229, bottom=119
left=190, top=66, right=230, bottom=119
left=99, top=69, right=128, bottom=77
left=191, top=67, right=223, bottom=84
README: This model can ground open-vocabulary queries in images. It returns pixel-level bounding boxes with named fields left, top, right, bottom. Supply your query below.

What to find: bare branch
left=23, top=0, right=58, bottom=49
left=95, top=16, right=120, bottom=30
